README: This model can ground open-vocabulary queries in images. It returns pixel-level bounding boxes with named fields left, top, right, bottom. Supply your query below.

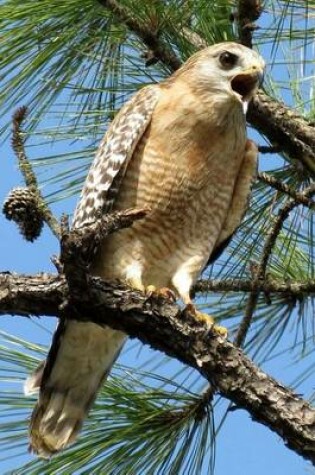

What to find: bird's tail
left=26, top=320, right=126, bottom=458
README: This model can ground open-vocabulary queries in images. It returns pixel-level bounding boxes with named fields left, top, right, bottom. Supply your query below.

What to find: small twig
left=12, top=107, right=38, bottom=191
left=234, top=199, right=292, bottom=347
left=194, top=277, right=315, bottom=296
left=258, top=145, right=282, bottom=154
left=60, top=207, right=148, bottom=296
left=258, top=201, right=296, bottom=278
left=259, top=182, right=315, bottom=277
left=11, top=107, right=61, bottom=239
left=235, top=183, right=315, bottom=346
left=234, top=274, right=260, bottom=347
left=97, top=0, right=181, bottom=71
left=258, top=172, right=315, bottom=209
left=237, top=0, right=263, bottom=48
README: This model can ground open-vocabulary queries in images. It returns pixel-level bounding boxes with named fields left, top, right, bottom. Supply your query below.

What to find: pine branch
left=235, top=183, right=315, bottom=346
left=194, top=278, right=315, bottom=295
left=97, top=0, right=181, bottom=71
left=11, top=107, right=61, bottom=238
left=0, top=270, right=314, bottom=463
left=248, top=92, right=315, bottom=178
left=258, top=172, right=315, bottom=208
left=237, top=0, right=263, bottom=48
left=260, top=183, right=315, bottom=276
left=235, top=1, right=315, bottom=176
left=234, top=266, right=260, bottom=347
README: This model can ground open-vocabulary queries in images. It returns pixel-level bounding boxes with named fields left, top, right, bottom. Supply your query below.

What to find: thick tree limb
left=248, top=93, right=315, bottom=178
left=0, top=271, right=314, bottom=463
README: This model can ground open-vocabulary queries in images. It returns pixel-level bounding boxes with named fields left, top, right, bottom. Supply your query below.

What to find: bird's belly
left=93, top=123, right=246, bottom=288
left=94, top=161, right=238, bottom=290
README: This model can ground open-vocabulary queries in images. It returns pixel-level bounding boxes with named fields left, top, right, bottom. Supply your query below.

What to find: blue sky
left=0, top=7, right=314, bottom=473
left=0, top=98, right=313, bottom=475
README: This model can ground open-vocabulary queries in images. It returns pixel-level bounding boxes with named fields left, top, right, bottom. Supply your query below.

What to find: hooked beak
left=231, top=67, right=264, bottom=102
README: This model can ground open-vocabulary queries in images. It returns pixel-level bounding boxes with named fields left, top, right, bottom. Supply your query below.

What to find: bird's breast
left=94, top=82, right=248, bottom=285
left=95, top=105, right=247, bottom=285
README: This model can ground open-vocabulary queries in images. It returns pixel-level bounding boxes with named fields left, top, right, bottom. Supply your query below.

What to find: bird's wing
left=73, top=84, right=160, bottom=227
left=207, top=140, right=258, bottom=266
left=27, top=85, right=161, bottom=458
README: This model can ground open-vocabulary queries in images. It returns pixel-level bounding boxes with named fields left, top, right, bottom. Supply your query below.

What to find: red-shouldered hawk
left=26, top=42, right=265, bottom=457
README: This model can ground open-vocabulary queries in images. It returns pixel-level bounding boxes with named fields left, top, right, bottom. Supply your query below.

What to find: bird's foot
left=146, top=285, right=177, bottom=301
left=185, top=303, right=228, bottom=338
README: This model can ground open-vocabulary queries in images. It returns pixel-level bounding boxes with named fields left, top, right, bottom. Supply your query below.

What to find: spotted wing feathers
left=73, top=85, right=160, bottom=227
left=27, top=85, right=160, bottom=457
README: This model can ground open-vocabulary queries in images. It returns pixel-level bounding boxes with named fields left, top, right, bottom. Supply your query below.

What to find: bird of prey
left=26, top=42, right=265, bottom=457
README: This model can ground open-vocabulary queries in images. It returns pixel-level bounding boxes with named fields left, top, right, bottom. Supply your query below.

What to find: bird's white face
left=187, top=42, right=265, bottom=112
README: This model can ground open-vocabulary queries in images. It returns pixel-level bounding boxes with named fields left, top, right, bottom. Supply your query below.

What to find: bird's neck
left=161, top=79, right=246, bottom=133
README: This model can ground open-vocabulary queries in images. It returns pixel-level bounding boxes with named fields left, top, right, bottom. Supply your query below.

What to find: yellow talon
left=211, top=323, right=228, bottom=338
left=146, top=285, right=177, bottom=301
left=146, top=285, right=157, bottom=295
left=185, top=304, right=228, bottom=338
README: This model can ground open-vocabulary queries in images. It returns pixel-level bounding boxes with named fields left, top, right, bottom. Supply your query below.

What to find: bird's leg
left=172, top=268, right=227, bottom=337
left=124, top=262, right=146, bottom=292
left=124, top=265, right=176, bottom=301
left=184, top=300, right=228, bottom=338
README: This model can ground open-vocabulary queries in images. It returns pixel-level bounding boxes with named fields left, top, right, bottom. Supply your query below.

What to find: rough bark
left=0, top=272, right=314, bottom=463
left=248, top=92, right=315, bottom=177
left=194, top=278, right=315, bottom=296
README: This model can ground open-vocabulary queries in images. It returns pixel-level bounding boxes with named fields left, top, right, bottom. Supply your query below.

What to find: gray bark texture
left=1, top=271, right=314, bottom=463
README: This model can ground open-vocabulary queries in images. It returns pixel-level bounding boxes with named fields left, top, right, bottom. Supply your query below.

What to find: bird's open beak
left=231, top=66, right=264, bottom=114
left=231, top=68, right=264, bottom=102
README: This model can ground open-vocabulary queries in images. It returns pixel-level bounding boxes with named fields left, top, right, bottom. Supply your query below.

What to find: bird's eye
left=219, top=51, right=238, bottom=69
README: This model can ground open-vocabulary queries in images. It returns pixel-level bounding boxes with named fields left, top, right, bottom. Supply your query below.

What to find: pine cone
left=3, top=187, right=44, bottom=241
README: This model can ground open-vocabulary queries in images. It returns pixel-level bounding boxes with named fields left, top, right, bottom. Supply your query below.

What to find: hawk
left=26, top=42, right=265, bottom=457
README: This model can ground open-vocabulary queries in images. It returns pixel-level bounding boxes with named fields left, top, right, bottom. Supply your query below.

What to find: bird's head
left=177, top=42, right=265, bottom=113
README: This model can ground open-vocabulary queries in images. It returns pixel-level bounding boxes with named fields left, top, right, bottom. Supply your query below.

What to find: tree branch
left=0, top=271, right=314, bottom=463
left=235, top=182, right=315, bottom=346
left=258, top=172, right=315, bottom=209
left=248, top=92, right=315, bottom=178
left=194, top=278, right=315, bottom=296
left=237, top=0, right=263, bottom=48
left=97, top=0, right=181, bottom=71
left=11, top=107, right=61, bottom=238
left=235, top=1, right=315, bottom=176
